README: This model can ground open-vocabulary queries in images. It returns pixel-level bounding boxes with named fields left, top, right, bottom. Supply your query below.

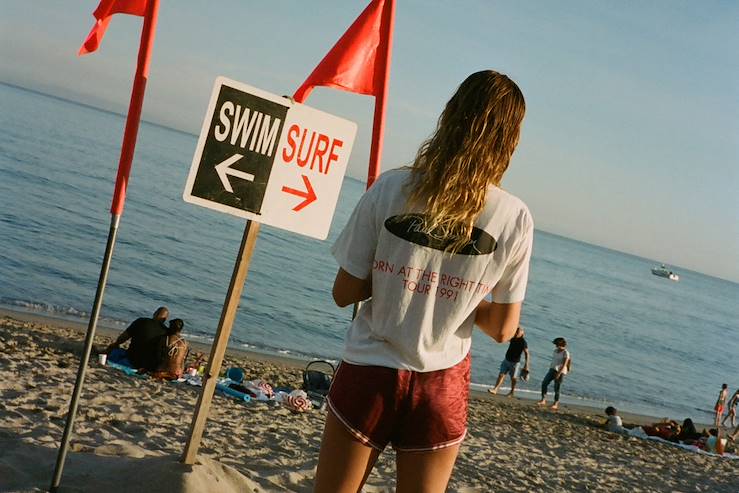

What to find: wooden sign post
left=182, top=220, right=259, bottom=464
left=179, top=77, right=356, bottom=464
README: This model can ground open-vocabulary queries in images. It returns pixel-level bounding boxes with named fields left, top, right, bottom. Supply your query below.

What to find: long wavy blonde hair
left=406, top=70, right=526, bottom=253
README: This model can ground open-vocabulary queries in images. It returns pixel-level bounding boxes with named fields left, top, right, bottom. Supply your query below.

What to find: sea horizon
left=1, top=80, right=735, bottom=286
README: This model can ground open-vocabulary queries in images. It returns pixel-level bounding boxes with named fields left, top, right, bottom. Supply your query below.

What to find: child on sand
left=603, top=406, right=629, bottom=435
left=314, top=70, right=532, bottom=493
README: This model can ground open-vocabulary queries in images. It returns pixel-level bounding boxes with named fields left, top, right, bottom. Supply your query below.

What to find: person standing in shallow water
left=537, top=337, right=571, bottom=410
left=714, top=383, right=729, bottom=427
left=488, top=326, right=530, bottom=397
left=721, top=389, right=738, bottom=428
left=313, top=70, right=533, bottom=493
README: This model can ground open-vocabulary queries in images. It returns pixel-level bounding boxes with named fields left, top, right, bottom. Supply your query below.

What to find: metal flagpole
left=49, top=214, right=120, bottom=492
left=49, top=1, right=161, bottom=490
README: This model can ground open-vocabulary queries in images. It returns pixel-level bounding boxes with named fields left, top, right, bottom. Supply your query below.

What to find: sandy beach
left=1, top=313, right=736, bottom=492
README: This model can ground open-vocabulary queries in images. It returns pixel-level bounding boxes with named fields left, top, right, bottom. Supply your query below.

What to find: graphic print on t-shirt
left=384, top=214, right=497, bottom=255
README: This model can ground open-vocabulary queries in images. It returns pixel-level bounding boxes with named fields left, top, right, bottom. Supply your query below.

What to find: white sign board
left=183, top=77, right=357, bottom=239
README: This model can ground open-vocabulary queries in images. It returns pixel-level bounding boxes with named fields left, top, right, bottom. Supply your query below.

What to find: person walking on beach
left=721, top=389, right=738, bottom=428
left=314, top=70, right=532, bottom=493
left=488, top=326, right=530, bottom=397
left=714, top=383, right=729, bottom=426
left=537, top=337, right=571, bottom=410
left=105, top=306, right=168, bottom=371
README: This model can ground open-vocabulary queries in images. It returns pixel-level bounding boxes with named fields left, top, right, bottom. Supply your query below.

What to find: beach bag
left=302, top=360, right=335, bottom=407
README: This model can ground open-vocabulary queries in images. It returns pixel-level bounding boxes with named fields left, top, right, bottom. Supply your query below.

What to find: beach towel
left=107, top=348, right=132, bottom=367
left=628, top=427, right=739, bottom=459
left=275, top=390, right=312, bottom=413
left=242, top=379, right=274, bottom=401
left=216, top=382, right=252, bottom=402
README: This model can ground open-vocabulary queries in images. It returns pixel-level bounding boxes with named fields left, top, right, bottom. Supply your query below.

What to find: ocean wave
left=0, top=298, right=127, bottom=326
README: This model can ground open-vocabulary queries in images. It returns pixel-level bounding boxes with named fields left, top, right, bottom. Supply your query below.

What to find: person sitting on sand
left=704, top=428, right=727, bottom=454
left=488, top=326, right=530, bottom=397
left=537, top=337, right=571, bottom=410
left=150, top=318, right=188, bottom=380
left=603, top=406, right=629, bottom=435
left=714, top=383, right=728, bottom=427
left=105, top=306, right=168, bottom=371
left=721, top=388, right=738, bottom=428
left=676, top=418, right=704, bottom=444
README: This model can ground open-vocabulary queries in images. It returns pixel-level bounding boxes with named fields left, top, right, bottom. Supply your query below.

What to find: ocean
left=1, top=82, right=737, bottom=424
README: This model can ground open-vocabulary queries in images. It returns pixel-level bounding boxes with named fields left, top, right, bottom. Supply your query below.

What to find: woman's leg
left=553, top=375, right=563, bottom=402
left=396, top=444, right=461, bottom=493
left=314, top=411, right=382, bottom=493
left=538, top=369, right=555, bottom=403
left=551, top=375, right=564, bottom=409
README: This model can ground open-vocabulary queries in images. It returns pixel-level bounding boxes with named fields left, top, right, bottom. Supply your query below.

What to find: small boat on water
left=651, top=264, right=679, bottom=282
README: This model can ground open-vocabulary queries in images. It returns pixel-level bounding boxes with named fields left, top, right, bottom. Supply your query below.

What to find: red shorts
left=327, top=353, right=470, bottom=452
left=715, top=404, right=725, bottom=415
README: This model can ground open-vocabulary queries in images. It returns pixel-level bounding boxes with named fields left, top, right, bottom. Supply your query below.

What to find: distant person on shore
left=603, top=406, right=629, bottom=435
left=721, top=388, right=738, bottom=428
left=314, top=71, right=532, bottom=492
left=714, top=383, right=729, bottom=426
left=105, top=306, right=168, bottom=371
left=537, top=337, right=571, bottom=410
left=151, top=318, right=188, bottom=380
left=488, top=326, right=530, bottom=397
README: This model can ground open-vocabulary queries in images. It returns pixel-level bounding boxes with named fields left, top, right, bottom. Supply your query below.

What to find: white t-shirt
left=550, top=349, right=570, bottom=374
left=606, top=415, right=625, bottom=433
left=331, top=168, right=534, bottom=372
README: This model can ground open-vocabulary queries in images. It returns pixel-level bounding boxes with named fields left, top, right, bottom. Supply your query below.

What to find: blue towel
left=216, top=382, right=252, bottom=402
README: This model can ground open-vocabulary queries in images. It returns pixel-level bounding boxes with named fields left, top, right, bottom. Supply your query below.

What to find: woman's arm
left=332, top=268, right=372, bottom=308
left=474, top=299, right=521, bottom=343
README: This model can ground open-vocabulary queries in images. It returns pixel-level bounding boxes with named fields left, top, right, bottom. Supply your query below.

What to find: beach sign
left=183, top=77, right=357, bottom=240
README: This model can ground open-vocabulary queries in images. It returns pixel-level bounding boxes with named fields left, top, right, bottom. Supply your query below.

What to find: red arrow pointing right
left=281, top=174, right=317, bottom=212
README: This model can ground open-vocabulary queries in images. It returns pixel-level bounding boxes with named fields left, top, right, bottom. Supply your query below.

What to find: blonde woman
left=314, top=70, right=533, bottom=492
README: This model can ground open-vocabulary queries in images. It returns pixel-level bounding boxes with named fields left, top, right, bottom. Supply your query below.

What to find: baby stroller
left=302, top=360, right=336, bottom=409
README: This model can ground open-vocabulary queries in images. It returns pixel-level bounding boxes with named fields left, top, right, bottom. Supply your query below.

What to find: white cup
left=98, top=353, right=107, bottom=365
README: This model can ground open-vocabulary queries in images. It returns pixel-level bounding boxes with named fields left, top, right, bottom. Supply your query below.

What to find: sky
left=1, top=1, right=737, bottom=282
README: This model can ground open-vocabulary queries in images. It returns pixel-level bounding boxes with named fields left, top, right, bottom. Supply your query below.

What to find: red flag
left=293, top=0, right=393, bottom=103
left=79, top=0, right=148, bottom=56
left=294, top=0, right=395, bottom=187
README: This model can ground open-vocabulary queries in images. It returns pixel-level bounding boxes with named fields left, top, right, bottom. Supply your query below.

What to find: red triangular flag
left=293, top=0, right=392, bottom=103
left=78, top=0, right=148, bottom=56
